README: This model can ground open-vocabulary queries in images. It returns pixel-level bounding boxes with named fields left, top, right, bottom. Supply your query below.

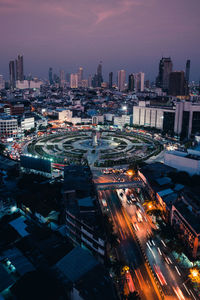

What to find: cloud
left=94, top=0, right=142, bottom=25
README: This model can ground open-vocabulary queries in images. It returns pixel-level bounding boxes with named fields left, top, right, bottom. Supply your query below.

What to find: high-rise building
left=0, top=75, right=5, bottom=90
left=88, top=75, right=92, bottom=88
left=117, top=70, right=126, bottom=91
left=49, top=67, right=53, bottom=85
left=109, top=72, right=113, bottom=89
left=185, top=59, right=190, bottom=83
left=9, top=60, right=15, bottom=88
left=145, top=80, right=150, bottom=89
left=78, top=67, right=83, bottom=87
left=15, top=55, right=24, bottom=81
left=134, top=72, right=145, bottom=92
left=128, top=74, right=134, bottom=91
left=138, top=72, right=145, bottom=92
left=60, top=70, right=65, bottom=87
left=70, top=73, right=78, bottom=88
left=97, top=62, right=103, bottom=87
left=169, top=71, right=187, bottom=96
left=156, top=57, right=173, bottom=91
left=81, top=79, right=88, bottom=88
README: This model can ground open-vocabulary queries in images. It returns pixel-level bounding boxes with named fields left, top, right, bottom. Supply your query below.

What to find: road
left=99, top=187, right=162, bottom=300
left=123, top=193, right=193, bottom=300
left=94, top=169, right=196, bottom=300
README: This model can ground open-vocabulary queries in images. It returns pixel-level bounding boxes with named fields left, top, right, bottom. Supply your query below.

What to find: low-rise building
left=171, top=201, right=200, bottom=258
left=20, top=115, right=35, bottom=132
left=164, top=149, right=200, bottom=175
left=113, top=115, right=131, bottom=127
left=133, top=100, right=200, bottom=138
left=63, top=166, right=106, bottom=259
left=0, top=114, right=18, bottom=137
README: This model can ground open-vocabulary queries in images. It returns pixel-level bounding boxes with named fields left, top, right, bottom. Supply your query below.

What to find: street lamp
left=189, top=268, right=200, bottom=284
left=127, top=170, right=133, bottom=176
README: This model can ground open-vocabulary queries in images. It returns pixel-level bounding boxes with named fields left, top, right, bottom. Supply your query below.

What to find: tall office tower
left=60, top=70, right=65, bottom=87
left=78, top=67, right=83, bottom=87
left=134, top=72, right=145, bottom=92
left=49, top=67, right=53, bottom=85
left=128, top=74, right=134, bottom=91
left=109, top=72, right=113, bottom=89
left=9, top=60, right=15, bottom=88
left=65, top=73, right=70, bottom=82
left=0, top=75, right=5, bottom=90
left=70, top=73, right=78, bottom=88
left=185, top=59, right=190, bottom=83
left=156, top=57, right=173, bottom=91
left=15, top=55, right=24, bottom=81
left=97, top=62, right=103, bottom=87
left=88, top=75, right=92, bottom=88
left=81, top=79, right=88, bottom=88
left=169, top=71, right=187, bottom=96
left=117, top=70, right=126, bottom=91
left=138, top=72, right=145, bottom=92
left=145, top=80, right=150, bottom=89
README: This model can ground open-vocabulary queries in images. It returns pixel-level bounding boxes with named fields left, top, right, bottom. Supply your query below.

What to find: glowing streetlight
left=191, top=269, right=199, bottom=278
left=127, top=170, right=133, bottom=176
left=189, top=268, right=200, bottom=284
left=148, top=204, right=153, bottom=210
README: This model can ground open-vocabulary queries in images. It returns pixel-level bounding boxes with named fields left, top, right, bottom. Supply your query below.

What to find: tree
left=0, top=143, right=5, bottom=154
left=127, top=291, right=140, bottom=299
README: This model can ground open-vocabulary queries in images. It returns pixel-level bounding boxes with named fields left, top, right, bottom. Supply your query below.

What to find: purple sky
left=0, top=0, right=199, bottom=81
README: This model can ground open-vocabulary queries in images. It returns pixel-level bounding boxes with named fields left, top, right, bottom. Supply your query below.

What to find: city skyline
left=2, top=56, right=198, bottom=84
left=0, top=0, right=199, bottom=81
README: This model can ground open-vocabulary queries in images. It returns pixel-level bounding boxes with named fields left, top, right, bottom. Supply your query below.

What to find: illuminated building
left=0, top=115, right=18, bottom=137
left=70, top=73, right=78, bottom=88
left=78, top=67, right=83, bottom=87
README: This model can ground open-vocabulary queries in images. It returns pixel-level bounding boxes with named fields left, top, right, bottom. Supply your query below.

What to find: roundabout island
left=23, top=128, right=163, bottom=168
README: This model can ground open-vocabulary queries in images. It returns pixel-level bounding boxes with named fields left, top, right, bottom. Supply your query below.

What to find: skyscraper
left=60, top=70, right=65, bottom=87
left=134, top=72, right=145, bottom=92
left=128, top=74, right=134, bottom=91
left=9, top=60, right=15, bottom=88
left=156, top=57, right=173, bottom=91
left=15, top=55, right=24, bottom=81
left=88, top=75, right=92, bottom=88
left=117, top=70, right=126, bottom=91
left=109, top=72, right=113, bottom=89
left=49, top=67, right=53, bottom=85
left=169, top=71, right=187, bottom=96
left=70, top=73, right=78, bottom=88
left=97, top=62, right=103, bottom=87
left=185, top=59, right=190, bottom=83
left=78, top=67, right=83, bottom=87
left=0, top=75, right=5, bottom=90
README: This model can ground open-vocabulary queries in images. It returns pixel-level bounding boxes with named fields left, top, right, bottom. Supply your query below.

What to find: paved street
left=94, top=170, right=197, bottom=300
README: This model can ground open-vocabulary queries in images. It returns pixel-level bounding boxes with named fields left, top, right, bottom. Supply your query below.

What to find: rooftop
left=9, top=216, right=29, bottom=238
left=174, top=201, right=200, bottom=234
left=56, top=246, right=99, bottom=283
left=158, top=188, right=174, bottom=198
left=0, top=264, right=14, bottom=292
